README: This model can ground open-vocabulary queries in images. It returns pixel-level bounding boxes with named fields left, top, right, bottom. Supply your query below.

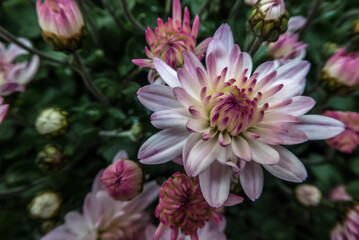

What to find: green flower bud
left=36, top=144, right=66, bottom=172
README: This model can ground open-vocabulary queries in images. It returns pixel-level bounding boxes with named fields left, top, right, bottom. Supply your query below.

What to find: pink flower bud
left=295, top=184, right=322, bottom=207
left=101, top=158, right=143, bottom=201
left=322, top=48, right=359, bottom=92
left=323, top=111, right=359, bottom=153
left=330, top=185, right=353, bottom=201
left=36, top=0, right=85, bottom=53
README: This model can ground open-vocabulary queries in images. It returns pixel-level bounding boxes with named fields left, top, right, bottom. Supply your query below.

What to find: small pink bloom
left=132, top=0, right=212, bottom=83
left=0, top=39, right=39, bottom=96
left=0, top=97, right=8, bottom=124
left=268, top=17, right=307, bottom=64
left=101, top=157, right=143, bottom=201
left=330, top=185, right=353, bottom=201
left=153, top=172, right=232, bottom=240
left=323, top=111, right=359, bottom=153
left=137, top=24, right=344, bottom=207
left=41, top=171, right=160, bottom=240
left=331, top=204, right=359, bottom=240
left=36, top=0, right=85, bottom=52
left=258, top=0, right=286, bottom=20
left=295, top=184, right=322, bottom=207
left=323, top=48, right=359, bottom=87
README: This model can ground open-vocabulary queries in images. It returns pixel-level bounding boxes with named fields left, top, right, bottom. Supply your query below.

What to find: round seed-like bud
left=28, top=191, right=62, bottom=219
left=36, top=144, right=66, bottom=172
left=295, top=184, right=322, bottom=207
left=35, top=108, right=68, bottom=137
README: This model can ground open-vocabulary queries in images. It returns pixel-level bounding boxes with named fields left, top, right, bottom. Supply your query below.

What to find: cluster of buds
left=249, top=0, right=290, bottom=42
left=36, top=144, right=66, bottom=172
left=35, top=108, right=68, bottom=137
left=36, top=0, right=85, bottom=53
left=323, top=111, right=359, bottom=153
left=321, top=48, right=359, bottom=94
left=28, top=191, right=62, bottom=219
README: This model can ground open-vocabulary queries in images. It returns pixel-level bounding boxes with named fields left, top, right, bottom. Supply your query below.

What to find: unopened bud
left=35, top=108, right=68, bottom=137
left=295, top=184, right=322, bottom=207
left=36, top=144, right=66, bottom=172
left=129, top=122, right=143, bottom=141
left=29, top=191, right=62, bottom=219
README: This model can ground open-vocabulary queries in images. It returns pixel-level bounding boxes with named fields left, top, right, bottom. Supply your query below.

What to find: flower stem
left=0, top=177, right=46, bottom=199
left=72, top=52, right=110, bottom=106
left=6, top=112, right=34, bottom=129
left=100, top=0, right=126, bottom=32
left=0, top=26, right=67, bottom=65
left=76, top=0, right=102, bottom=49
left=199, top=0, right=211, bottom=16
left=229, top=0, right=243, bottom=19
left=248, top=37, right=263, bottom=57
left=299, top=0, right=324, bottom=39
left=119, top=0, right=146, bottom=33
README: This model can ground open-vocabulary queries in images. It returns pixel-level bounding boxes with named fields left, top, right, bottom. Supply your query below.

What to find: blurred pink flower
left=331, top=204, right=359, bottom=240
left=132, top=0, right=212, bottom=83
left=0, top=98, right=8, bottom=124
left=101, top=157, right=143, bottom=201
left=153, top=172, right=234, bottom=240
left=41, top=171, right=160, bottom=240
left=268, top=16, right=307, bottom=64
left=322, top=48, right=359, bottom=88
left=36, top=0, right=85, bottom=52
left=0, top=39, right=39, bottom=96
left=330, top=185, right=353, bottom=201
left=137, top=24, right=344, bottom=207
left=323, top=111, right=359, bottom=153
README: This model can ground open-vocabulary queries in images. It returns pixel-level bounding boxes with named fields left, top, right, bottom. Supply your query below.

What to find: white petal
left=151, top=108, right=189, bottom=129
left=153, top=58, right=181, bottom=88
left=254, top=61, right=279, bottom=81
left=263, top=145, right=307, bottom=182
left=240, top=161, right=263, bottom=201
left=139, top=129, right=189, bottom=164
left=173, top=87, right=201, bottom=109
left=274, top=60, right=310, bottom=85
left=199, top=161, right=231, bottom=207
left=271, top=96, right=315, bottom=116
left=231, top=136, right=252, bottom=161
left=245, top=137, right=280, bottom=165
left=213, top=24, right=234, bottom=52
left=65, top=211, right=90, bottom=236
left=137, top=85, right=181, bottom=112
left=177, top=68, right=201, bottom=100
left=296, top=115, right=345, bottom=140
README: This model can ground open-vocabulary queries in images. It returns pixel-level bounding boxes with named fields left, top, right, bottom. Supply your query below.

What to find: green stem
left=248, top=37, right=263, bottom=57
left=6, top=112, right=34, bottom=129
left=72, top=52, right=110, bottom=106
left=0, top=26, right=67, bottom=65
left=229, top=0, right=243, bottom=19
left=199, top=0, right=211, bottom=16
left=101, top=0, right=126, bottom=31
left=119, top=0, right=146, bottom=33
left=0, top=177, right=46, bottom=199
left=299, top=0, right=324, bottom=39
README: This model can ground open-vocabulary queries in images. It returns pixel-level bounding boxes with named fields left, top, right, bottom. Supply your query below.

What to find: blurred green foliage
left=0, top=0, right=359, bottom=239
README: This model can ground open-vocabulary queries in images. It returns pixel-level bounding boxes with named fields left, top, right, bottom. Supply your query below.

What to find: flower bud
left=36, top=0, right=86, bottom=53
left=249, top=0, right=289, bottom=42
left=100, top=158, right=143, bottom=201
left=321, top=48, right=359, bottom=94
left=323, top=111, right=359, bottom=153
left=35, top=108, right=68, bottom=137
left=129, top=122, right=143, bottom=141
left=28, top=191, right=62, bottom=219
left=295, top=184, right=322, bottom=207
left=36, top=144, right=66, bottom=172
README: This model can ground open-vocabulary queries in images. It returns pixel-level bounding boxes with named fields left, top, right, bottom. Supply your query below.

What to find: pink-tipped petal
left=153, top=58, right=181, bottom=88
left=240, top=161, right=264, bottom=201
left=245, top=137, right=280, bottom=165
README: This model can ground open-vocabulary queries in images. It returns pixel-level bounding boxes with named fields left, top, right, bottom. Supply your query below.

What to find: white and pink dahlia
left=137, top=24, right=344, bottom=207
left=132, top=0, right=211, bottom=83
left=0, top=39, right=40, bottom=96
left=41, top=170, right=160, bottom=240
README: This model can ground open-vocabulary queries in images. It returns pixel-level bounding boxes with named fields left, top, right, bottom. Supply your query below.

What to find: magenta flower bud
left=101, top=158, right=143, bottom=201
left=323, top=111, right=359, bottom=153
left=132, top=0, right=212, bottom=83
left=36, top=0, right=85, bottom=53
left=322, top=48, right=359, bottom=93
left=0, top=98, right=9, bottom=125
left=331, top=203, right=359, bottom=240
left=330, top=185, right=353, bottom=201
left=154, top=172, right=223, bottom=240
left=295, top=184, right=322, bottom=207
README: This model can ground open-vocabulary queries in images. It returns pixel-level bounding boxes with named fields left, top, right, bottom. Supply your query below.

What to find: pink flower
left=132, top=0, right=212, bottom=83
left=36, top=0, right=85, bottom=53
left=330, top=185, right=353, bottom=201
left=137, top=24, right=345, bottom=207
left=331, top=204, right=359, bottom=240
left=0, top=98, right=8, bottom=124
left=295, top=184, right=322, bottom=207
left=268, top=16, right=307, bottom=64
left=323, top=111, right=359, bottom=153
left=322, top=48, right=359, bottom=88
left=101, top=156, right=143, bottom=201
left=41, top=171, right=160, bottom=240
left=153, top=172, right=233, bottom=240
left=0, top=39, right=39, bottom=96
